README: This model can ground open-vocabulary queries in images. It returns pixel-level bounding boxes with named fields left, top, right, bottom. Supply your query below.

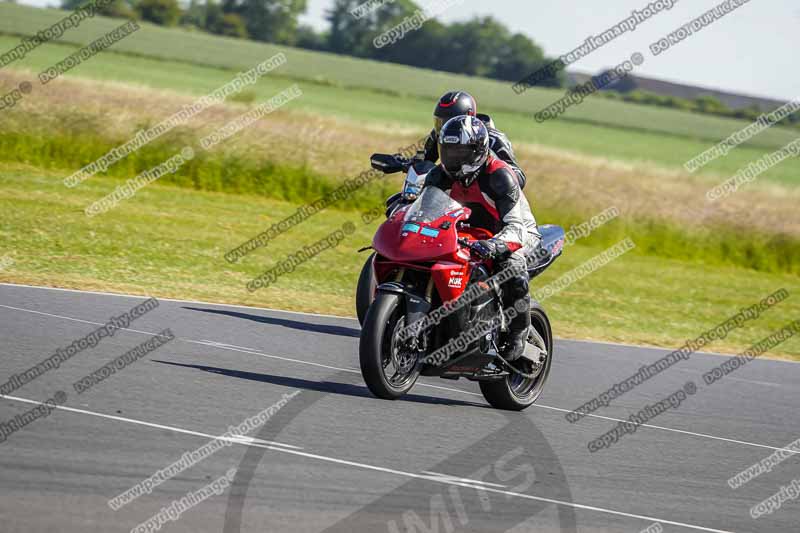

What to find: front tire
left=359, top=292, right=420, bottom=400
left=479, top=303, right=553, bottom=411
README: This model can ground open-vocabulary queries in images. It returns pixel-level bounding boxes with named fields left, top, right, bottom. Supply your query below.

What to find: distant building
left=567, top=71, right=786, bottom=112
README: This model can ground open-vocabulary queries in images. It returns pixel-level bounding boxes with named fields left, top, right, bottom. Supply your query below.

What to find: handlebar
left=370, top=152, right=426, bottom=174
left=458, top=237, right=485, bottom=257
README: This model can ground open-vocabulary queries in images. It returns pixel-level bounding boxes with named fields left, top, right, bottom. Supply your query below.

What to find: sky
left=300, top=0, right=799, bottom=101
left=17, top=0, right=799, bottom=100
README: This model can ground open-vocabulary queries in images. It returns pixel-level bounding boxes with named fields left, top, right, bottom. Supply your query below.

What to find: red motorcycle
left=358, top=154, right=565, bottom=410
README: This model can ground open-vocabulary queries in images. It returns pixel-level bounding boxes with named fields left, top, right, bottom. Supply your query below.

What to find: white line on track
left=202, top=341, right=800, bottom=456
left=0, top=282, right=348, bottom=320
left=420, top=471, right=507, bottom=488
left=0, top=393, right=735, bottom=533
left=0, top=394, right=300, bottom=449
left=1, top=301, right=799, bottom=458
left=4, top=281, right=797, bottom=364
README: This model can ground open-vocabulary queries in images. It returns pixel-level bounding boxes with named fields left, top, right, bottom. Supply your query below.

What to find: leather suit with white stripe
left=424, top=155, right=541, bottom=345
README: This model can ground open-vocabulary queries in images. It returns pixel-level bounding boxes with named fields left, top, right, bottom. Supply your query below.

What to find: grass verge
left=1, top=28, right=799, bottom=185
left=1, top=163, right=798, bottom=360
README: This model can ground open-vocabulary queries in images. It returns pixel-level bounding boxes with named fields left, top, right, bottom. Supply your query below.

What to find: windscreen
left=402, top=186, right=462, bottom=224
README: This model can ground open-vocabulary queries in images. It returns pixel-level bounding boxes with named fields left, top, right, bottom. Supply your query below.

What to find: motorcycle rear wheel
left=479, top=304, right=553, bottom=411
left=359, top=292, right=420, bottom=399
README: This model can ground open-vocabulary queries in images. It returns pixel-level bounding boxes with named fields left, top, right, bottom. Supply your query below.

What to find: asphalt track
left=0, top=282, right=798, bottom=532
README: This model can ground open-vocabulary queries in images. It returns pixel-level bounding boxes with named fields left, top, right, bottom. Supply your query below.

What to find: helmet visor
left=440, top=144, right=478, bottom=177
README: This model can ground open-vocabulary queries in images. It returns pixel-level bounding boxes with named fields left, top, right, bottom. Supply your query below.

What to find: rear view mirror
left=370, top=153, right=404, bottom=174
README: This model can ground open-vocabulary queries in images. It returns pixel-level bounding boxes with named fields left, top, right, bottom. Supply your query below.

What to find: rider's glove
left=473, top=239, right=510, bottom=260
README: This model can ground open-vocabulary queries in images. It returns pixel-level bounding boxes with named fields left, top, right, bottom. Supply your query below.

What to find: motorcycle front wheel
left=359, top=292, right=420, bottom=399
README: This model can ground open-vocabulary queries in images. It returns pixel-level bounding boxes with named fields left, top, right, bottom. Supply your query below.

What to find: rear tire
left=359, top=292, right=420, bottom=400
left=356, top=253, right=377, bottom=326
left=479, top=303, right=553, bottom=411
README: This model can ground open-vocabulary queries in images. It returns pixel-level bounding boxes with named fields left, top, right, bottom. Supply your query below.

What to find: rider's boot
left=500, top=294, right=531, bottom=361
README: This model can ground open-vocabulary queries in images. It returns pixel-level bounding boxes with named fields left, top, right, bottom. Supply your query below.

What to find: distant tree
left=326, top=0, right=393, bottom=56
left=203, top=0, right=223, bottom=29
left=436, top=17, right=508, bottom=78
left=136, top=0, right=181, bottom=26
left=490, top=32, right=560, bottom=87
left=221, top=0, right=306, bottom=44
left=324, top=5, right=562, bottom=87
left=295, top=24, right=327, bottom=51
left=326, top=0, right=432, bottom=58
left=199, top=1, right=246, bottom=37
left=374, top=19, right=448, bottom=69
left=179, top=0, right=206, bottom=28
left=216, top=13, right=248, bottom=37
left=693, top=95, right=727, bottom=114
left=664, top=96, right=691, bottom=110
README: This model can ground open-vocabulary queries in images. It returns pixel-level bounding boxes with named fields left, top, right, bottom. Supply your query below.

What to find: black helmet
left=438, top=115, right=490, bottom=186
left=433, top=91, right=477, bottom=133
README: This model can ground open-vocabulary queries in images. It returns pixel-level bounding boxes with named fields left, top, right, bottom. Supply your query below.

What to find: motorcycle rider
left=383, top=90, right=526, bottom=217
left=424, top=115, right=541, bottom=361
left=424, top=90, right=527, bottom=187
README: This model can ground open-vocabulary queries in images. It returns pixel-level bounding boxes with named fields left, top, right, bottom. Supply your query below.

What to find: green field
left=1, top=162, right=797, bottom=359
left=1, top=4, right=799, bottom=184
left=1, top=66, right=797, bottom=275
left=0, top=5, right=798, bottom=361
